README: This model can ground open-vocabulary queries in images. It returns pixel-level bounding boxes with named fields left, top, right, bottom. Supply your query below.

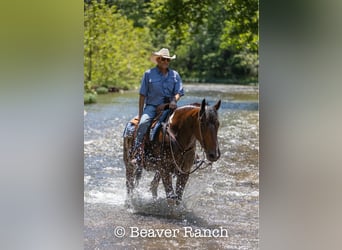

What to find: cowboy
left=131, top=48, right=184, bottom=165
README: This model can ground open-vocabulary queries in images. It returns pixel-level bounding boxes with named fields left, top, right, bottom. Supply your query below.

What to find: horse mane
left=176, top=102, right=201, bottom=110
left=175, top=101, right=218, bottom=123
left=188, top=102, right=201, bottom=107
left=171, top=101, right=217, bottom=125
left=178, top=101, right=211, bottom=109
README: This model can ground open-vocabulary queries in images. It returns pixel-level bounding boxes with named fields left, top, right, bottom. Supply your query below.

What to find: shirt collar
left=156, top=66, right=169, bottom=76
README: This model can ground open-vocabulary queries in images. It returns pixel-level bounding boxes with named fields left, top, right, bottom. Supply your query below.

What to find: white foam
left=84, top=189, right=126, bottom=206
left=227, top=190, right=259, bottom=197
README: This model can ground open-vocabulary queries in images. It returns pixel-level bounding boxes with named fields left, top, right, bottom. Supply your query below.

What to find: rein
left=169, top=139, right=212, bottom=175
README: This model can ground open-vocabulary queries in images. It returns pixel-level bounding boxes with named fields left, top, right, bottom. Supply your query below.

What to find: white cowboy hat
left=150, top=48, right=176, bottom=64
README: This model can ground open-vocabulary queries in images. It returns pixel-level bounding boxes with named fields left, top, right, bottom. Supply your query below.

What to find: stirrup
left=130, top=145, right=143, bottom=165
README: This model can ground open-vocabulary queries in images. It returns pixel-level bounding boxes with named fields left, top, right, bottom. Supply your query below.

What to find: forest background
left=84, top=0, right=258, bottom=101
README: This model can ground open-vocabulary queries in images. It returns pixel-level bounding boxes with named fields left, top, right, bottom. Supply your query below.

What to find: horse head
left=198, top=99, right=221, bottom=162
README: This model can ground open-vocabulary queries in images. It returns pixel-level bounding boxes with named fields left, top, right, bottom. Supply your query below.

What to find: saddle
left=122, top=104, right=171, bottom=142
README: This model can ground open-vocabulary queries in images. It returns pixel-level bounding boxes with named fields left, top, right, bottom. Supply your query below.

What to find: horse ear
left=214, top=99, right=221, bottom=111
left=200, top=99, right=206, bottom=117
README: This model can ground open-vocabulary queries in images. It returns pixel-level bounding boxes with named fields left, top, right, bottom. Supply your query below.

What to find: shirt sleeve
left=139, top=71, right=149, bottom=96
left=174, top=71, right=184, bottom=97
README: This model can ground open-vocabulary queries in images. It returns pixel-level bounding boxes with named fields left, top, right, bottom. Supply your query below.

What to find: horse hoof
left=166, top=194, right=180, bottom=206
left=167, top=198, right=177, bottom=206
left=124, top=199, right=132, bottom=209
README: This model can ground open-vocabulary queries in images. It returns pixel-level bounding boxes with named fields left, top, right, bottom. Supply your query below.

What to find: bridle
left=198, top=110, right=207, bottom=150
left=166, top=107, right=214, bottom=175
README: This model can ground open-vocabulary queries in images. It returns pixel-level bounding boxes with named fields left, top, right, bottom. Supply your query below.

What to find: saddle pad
left=130, top=116, right=159, bottom=128
left=123, top=117, right=138, bottom=138
left=129, top=116, right=139, bottom=126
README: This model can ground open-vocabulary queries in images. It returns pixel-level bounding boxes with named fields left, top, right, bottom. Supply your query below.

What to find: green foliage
left=231, top=52, right=258, bottom=76
left=84, top=0, right=153, bottom=90
left=84, top=81, right=96, bottom=94
left=84, top=93, right=97, bottom=104
left=220, top=0, right=258, bottom=53
left=147, top=0, right=259, bottom=82
left=105, top=0, right=150, bottom=27
left=95, top=86, right=109, bottom=94
left=84, top=0, right=259, bottom=89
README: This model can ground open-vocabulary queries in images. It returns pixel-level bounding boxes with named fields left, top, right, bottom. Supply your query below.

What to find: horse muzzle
left=206, top=147, right=221, bottom=162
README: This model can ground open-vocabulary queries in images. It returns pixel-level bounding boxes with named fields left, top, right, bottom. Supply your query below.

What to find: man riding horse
left=130, top=48, right=184, bottom=170
left=124, top=48, right=221, bottom=204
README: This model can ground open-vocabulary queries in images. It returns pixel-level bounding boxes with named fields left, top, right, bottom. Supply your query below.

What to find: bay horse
left=123, top=99, right=221, bottom=204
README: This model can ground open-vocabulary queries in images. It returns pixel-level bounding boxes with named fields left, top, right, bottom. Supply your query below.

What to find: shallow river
left=84, top=84, right=259, bottom=249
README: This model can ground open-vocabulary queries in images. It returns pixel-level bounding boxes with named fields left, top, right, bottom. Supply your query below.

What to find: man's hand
left=169, top=99, right=177, bottom=110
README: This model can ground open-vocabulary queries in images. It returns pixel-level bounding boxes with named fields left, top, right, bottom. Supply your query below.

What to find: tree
left=84, top=0, right=259, bottom=89
left=220, top=0, right=258, bottom=52
left=220, top=0, right=259, bottom=78
left=84, top=0, right=153, bottom=91
left=147, top=0, right=258, bottom=82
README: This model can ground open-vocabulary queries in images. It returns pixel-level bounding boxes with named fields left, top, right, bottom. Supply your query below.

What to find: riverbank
left=84, top=83, right=259, bottom=105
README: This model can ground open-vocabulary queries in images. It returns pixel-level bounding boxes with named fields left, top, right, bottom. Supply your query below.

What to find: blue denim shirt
left=139, top=67, right=184, bottom=106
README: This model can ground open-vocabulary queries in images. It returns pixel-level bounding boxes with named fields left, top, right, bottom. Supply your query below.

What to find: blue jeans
left=149, top=109, right=171, bottom=141
left=134, top=105, right=157, bottom=147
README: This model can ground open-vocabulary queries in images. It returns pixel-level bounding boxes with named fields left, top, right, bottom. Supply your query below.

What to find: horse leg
left=175, top=152, right=194, bottom=202
left=161, top=170, right=177, bottom=205
left=125, top=163, right=135, bottom=195
left=124, top=136, right=136, bottom=196
left=150, top=171, right=160, bottom=199
left=176, top=174, right=189, bottom=202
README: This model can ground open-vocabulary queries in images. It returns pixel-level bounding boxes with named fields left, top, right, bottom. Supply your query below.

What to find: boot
left=130, top=143, right=143, bottom=166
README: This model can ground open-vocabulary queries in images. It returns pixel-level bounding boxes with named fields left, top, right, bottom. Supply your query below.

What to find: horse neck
left=169, top=107, right=200, bottom=150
